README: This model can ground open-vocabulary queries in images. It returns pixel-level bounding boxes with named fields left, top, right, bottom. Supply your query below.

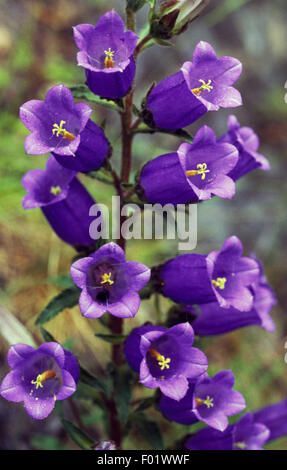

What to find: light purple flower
left=22, top=155, right=98, bottom=248
left=219, top=115, right=270, bottom=181
left=73, top=10, right=138, bottom=99
left=192, top=258, right=276, bottom=335
left=0, top=343, right=79, bottom=420
left=160, top=370, right=245, bottom=431
left=139, top=125, right=238, bottom=204
left=124, top=322, right=208, bottom=401
left=145, top=41, right=242, bottom=130
left=20, top=84, right=109, bottom=172
left=206, top=236, right=261, bottom=311
left=70, top=242, right=151, bottom=319
left=159, top=236, right=260, bottom=312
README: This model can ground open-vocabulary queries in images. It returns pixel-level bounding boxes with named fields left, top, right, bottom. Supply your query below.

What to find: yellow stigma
left=31, top=369, right=57, bottom=390
left=192, top=79, right=213, bottom=96
left=100, top=272, right=114, bottom=286
left=234, top=442, right=246, bottom=449
left=186, top=163, right=210, bottom=180
left=52, top=120, right=76, bottom=141
left=212, top=277, right=227, bottom=290
left=50, top=185, right=62, bottom=196
left=104, top=48, right=115, bottom=68
left=196, top=395, right=214, bottom=409
left=149, top=349, right=171, bottom=371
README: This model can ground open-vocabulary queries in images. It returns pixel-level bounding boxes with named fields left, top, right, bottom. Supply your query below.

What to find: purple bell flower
left=0, top=342, right=79, bottom=420
left=160, top=370, right=245, bottom=431
left=192, top=259, right=276, bottom=335
left=124, top=322, right=208, bottom=401
left=70, top=242, right=151, bottom=319
left=22, top=155, right=98, bottom=248
left=20, top=84, right=109, bottom=172
left=139, top=125, right=238, bottom=204
left=186, top=412, right=270, bottom=450
left=160, top=236, right=260, bottom=312
left=219, top=115, right=270, bottom=181
left=73, top=10, right=138, bottom=99
left=145, top=41, right=242, bottom=130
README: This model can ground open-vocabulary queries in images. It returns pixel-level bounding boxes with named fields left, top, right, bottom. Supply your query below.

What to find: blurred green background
left=0, top=0, right=287, bottom=450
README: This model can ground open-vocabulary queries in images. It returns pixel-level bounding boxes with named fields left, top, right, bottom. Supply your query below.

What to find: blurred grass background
left=0, top=0, right=287, bottom=450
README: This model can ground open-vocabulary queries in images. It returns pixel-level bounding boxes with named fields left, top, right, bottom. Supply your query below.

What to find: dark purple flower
left=20, top=84, right=109, bottom=172
left=185, top=412, right=270, bottom=450
left=160, top=370, right=245, bottom=431
left=145, top=41, right=242, bottom=130
left=94, top=440, right=117, bottom=450
left=139, top=126, right=238, bottom=204
left=22, top=155, right=98, bottom=248
left=159, top=236, right=260, bottom=312
left=0, top=342, right=79, bottom=420
left=70, top=242, right=151, bottom=319
left=192, top=260, right=276, bottom=335
left=73, top=10, right=138, bottom=99
left=219, top=115, right=270, bottom=181
left=124, top=322, right=208, bottom=401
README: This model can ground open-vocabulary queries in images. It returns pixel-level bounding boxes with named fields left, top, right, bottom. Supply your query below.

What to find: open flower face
left=73, top=10, right=138, bottom=99
left=71, top=242, right=151, bottom=319
left=159, top=370, right=245, bottom=431
left=125, top=323, right=208, bottom=401
left=20, top=85, right=92, bottom=157
left=181, top=41, right=242, bottom=111
left=22, top=156, right=76, bottom=209
left=207, top=236, right=260, bottom=311
left=0, top=343, right=79, bottom=420
left=178, top=126, right=238, bottom=201
left=145, top=41, right=242, bottom=130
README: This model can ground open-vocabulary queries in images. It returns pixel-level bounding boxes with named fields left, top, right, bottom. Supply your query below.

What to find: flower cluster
left=0, top=6, right=282, bottom=451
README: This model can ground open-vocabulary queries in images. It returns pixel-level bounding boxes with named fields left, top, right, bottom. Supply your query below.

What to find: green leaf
left=48, top=274, right=74, bottom=289
left=40, top=327, right=56, bottom=343
left=86, top=167, right=114, bottom=184
left=35, top=286, right=80, bottom=326
left=134, top=396, right=155, bottom=412
left=110, top=365, right=133, bottom=425
left=129, top=412, right=164, bottom=449
left=127, top=0, right=147, bottom=12
left=70, top=85, right=123, bottom=112
left=95, top=333, right=127, bottom=344
left=61, top=419, right=94, bottom=450
left=79, top=366, right=108, bottom=395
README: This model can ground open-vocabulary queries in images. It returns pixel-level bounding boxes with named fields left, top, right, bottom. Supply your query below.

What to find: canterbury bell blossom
left=192, top=259, right=276, bottom=335
left=145, top=41, right=242, bottom=130
left=159, top=236, right=260, bottom=311
left=186, top=412, right=270, bottom=450
left=20, top=84, right=109, bottom=172
left=219, top=115, right=270, bottom=181
left=139, top=125, right=238, bottom=204
left=124, top=322, right=208, bottom=401
left=22, top=156, right=98, bottom=248
left=159, top=370, right=245, bottom=431
left=73, top=10, right=138, bottom=99
left=70, top=242, right=151, bottom=319
left=0, top=343, right=79, bottom=420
